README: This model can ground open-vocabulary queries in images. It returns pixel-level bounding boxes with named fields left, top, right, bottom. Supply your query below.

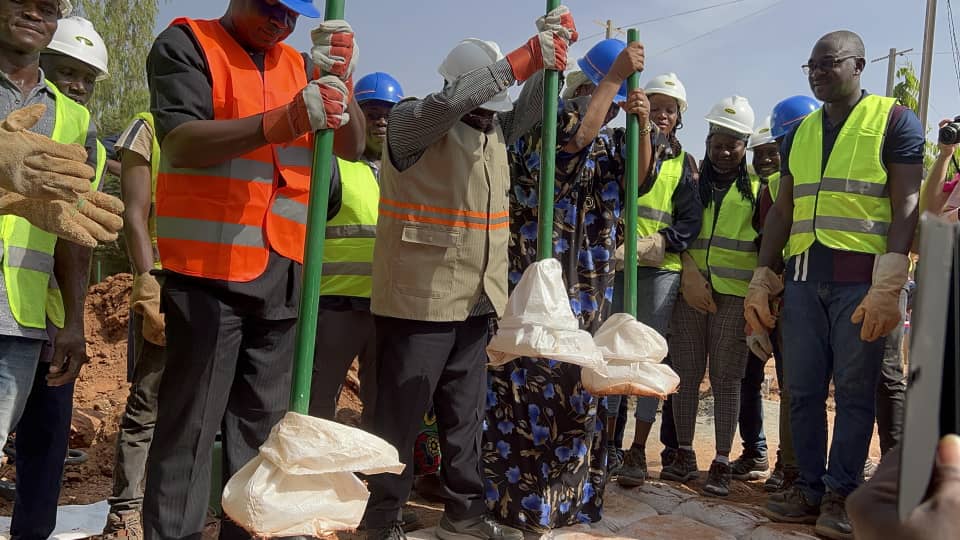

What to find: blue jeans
left=782, top=281, right=884, bottom=500
left=0, top=335, right=44, bottom=444
left=608, top=268, right=680, bottom=449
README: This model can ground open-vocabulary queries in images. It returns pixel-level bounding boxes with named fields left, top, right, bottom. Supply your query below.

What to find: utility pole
left=606, top=19, right=615, bottom=39
left=871, top=47, right=914, bottom=97
left=919, top=0, right=937, bottom=134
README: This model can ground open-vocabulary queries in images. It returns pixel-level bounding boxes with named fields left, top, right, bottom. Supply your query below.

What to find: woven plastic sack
left=486, top=259, right=603, bottom=369
left=222, top=412, right=404, bottom=537
left=592, top=313, right=669, bottom=364
left=581, top=313, right=678, bottom=397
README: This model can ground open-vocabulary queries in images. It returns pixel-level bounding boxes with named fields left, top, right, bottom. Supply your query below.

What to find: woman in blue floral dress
left=483, top=39, right=653, bottom=533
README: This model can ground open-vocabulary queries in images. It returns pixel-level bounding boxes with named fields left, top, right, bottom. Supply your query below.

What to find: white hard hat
left=705, top=95, right=755, bottom=136
left=46, top=16, right=108, bottom=81
left=643, top=72, right=687, bottom=113
left=748, top=116, right=776, bottom=149
left=438, top=38, right=512, bottom=113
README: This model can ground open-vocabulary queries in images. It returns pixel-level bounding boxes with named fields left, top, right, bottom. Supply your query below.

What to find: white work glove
left=614, top=234, right=666, bottom=269
left=302, top=76, right=350, bottom=131
left=536, top=5, right=579, bottom=42
left=310, top=20, right=359, bottom=82
left=746, top=328, right=773, bottom=359
left=506, top=6, right=578, bottom=82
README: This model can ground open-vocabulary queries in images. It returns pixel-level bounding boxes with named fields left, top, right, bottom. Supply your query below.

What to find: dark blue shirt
left=779, top=91, right=924, bottom=282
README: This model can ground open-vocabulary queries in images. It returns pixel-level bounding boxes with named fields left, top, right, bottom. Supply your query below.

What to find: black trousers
left=142, top=280, right=296, bottom=540
left=362, top=315, right=490, bottom=529
left=309, top=308, right=377, bottom=425
left=876, top=288, right=908, bottom=456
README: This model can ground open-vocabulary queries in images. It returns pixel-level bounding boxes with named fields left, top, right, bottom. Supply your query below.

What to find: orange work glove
left=851, top=253, right=910, bottom=342
left=506, top=6, right=578, bottom=82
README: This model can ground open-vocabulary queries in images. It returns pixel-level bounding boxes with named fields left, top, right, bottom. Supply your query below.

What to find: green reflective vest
left=320, top=158, right=379, bottom=298
left=3, top=82, right=96, bottom=329
left=132, top=111, right=162, bottom=270
left=636, top=152, right=686, bottom=272
left=786, top=94, right=895, bottom=258
left=766, top=171, right=782, bottom=203
left=689, top=177, right=761, bottom=297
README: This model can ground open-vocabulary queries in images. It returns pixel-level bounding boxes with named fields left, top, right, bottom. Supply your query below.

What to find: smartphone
left=898, top=213, right=959, bottom=521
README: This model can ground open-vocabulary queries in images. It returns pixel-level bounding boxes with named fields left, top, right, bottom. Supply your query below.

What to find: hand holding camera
left=937, top=116, right=960, bottom=151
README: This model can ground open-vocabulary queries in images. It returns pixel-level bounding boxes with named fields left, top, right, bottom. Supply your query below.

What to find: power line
left=654, top=0, right=784, bottom=56
left=947, top=0, right=960, bottom=96
left=577, top=0, right=749, bottom=43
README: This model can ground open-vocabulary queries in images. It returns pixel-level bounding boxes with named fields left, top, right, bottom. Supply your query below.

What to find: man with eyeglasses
left=744, top=30, right=923, bottom=540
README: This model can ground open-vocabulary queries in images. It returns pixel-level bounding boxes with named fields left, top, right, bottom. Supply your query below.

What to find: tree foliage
left=73, top=0, right=164, bottom=136
left=892, top=61, right=942, bottom=171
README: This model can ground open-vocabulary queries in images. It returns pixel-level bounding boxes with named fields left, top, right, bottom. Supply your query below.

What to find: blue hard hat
left=278, top=0, right=320, bottom=18
left=355, top=72, right=405, bottom=105
left=577, top=38, right=628, bottom=101
left=770, top=95, right=820, bottom=139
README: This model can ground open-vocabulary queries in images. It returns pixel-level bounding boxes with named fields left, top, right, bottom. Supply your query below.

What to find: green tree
left=893, top=61, right=947, bottom=172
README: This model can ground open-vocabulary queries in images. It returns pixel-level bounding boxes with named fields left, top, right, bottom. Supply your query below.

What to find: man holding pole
left=360, top=6, right=578, bottom=540
left=140, top=0, right=364, bottom=538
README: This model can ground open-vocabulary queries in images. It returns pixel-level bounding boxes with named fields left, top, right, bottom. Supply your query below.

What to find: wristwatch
left=637, top=122, right=653, bottom=136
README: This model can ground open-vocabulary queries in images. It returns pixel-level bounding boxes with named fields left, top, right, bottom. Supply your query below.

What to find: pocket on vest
left=394, top=224, right=461, bottom=298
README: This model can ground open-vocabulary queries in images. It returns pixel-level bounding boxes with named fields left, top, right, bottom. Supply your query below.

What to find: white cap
left=748, top=116, right=776, bottom=149
left=643, top=72, right=687, bottom=113
left=438, top=38, right=512, bottom=113
left=46, top=16, right=109, bottom=81
left=705, top=95, right=755, bottom=136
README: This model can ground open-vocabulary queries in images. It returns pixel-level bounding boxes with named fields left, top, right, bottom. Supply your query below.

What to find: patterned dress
left=483, top=98, right=625, bottom=532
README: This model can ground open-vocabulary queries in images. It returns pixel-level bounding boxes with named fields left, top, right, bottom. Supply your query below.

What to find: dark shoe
left=366, top=522, right=407, bottom=540
left=660, top=448, right=698, bottom=483
left=413, top=472, right=446, bottom=503
left=606, top=445, right=624, bottom=479
left=401, top=508, right=422, bottom=532
left=616, top=445, right=647, bottom=487
left=731, top=452, right=769, bottom=480
left=815, top=490, right=853, bottom=540
left=102, top=510, right=143, bottom=540
left=661, top=446, right=678, bottom=469
left=436, top=514, right=523, bottom=540
left=764, top=485, right=820, bottom=524
left=764, top=462, right=799, bottom=492
left=703, top=460, right=731, bottom=497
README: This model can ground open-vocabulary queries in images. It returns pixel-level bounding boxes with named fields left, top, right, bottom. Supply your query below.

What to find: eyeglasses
left=801, top=56, right=859, bottom=76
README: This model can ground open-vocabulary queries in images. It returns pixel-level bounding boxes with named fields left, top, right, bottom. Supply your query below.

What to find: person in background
left=608, top=72, right=702, bottom=488
left=485, top=39, right=650, bottom=531
left=664, top=96, right=760, bottom=498
left=750, top=31, right=922, bottom=539
left=361, top=7, right=577, bottom=539
left=4, top=10, right=111, bottom=540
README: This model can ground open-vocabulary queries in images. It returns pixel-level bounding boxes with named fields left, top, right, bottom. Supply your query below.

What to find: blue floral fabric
left=483, top=97, right=625, bottom=532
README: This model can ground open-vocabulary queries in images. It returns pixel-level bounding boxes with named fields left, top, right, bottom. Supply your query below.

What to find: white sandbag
left=581, top=361, right=679, bottom=398
left=222, top=412, right=404, bottom=537
left=592, top=313, right=669, bottom=364
left=487, top=260, right=603, bottom=369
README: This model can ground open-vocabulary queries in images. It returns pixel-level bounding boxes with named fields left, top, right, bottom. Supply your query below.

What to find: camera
left=939, top=116, right=960, bottom=145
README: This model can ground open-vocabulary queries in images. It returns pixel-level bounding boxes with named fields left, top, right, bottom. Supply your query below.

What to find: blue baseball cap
left=278, top=0, right=321, bottom=18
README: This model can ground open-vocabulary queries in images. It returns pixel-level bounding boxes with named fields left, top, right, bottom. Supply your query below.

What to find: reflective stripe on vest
left=320, top=158, right=379, bottom=298
left=636, top=152, right=686, bottom=272
left=689, top=177, right=760, bottom=297
left=155, top=18, right=313, bottom=282
left=3, top=82, right=91, bottom=329
left=786, top=95, right=894, bottom=258
left=379, top=198, right=510, bottom=230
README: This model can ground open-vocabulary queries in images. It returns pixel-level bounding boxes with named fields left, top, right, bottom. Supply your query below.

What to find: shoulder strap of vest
left=92, top=140, right=105, bottom=191
left=45, top=80, right=90, bottom=146
left=134, top=111, right=161, bottom=185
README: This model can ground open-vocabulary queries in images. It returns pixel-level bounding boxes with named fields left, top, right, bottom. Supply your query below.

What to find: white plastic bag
left=486, top=260, right=603, bottom=370
left=221, top=412, right=404, bottom=538
left=581, top=313, right=678, bottom=397
left=592, top=313, right=669, bottom=364
left=581, top=361, right=680, bottom=398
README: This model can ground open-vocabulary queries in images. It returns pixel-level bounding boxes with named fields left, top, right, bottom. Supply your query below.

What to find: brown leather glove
left=680, top=253, right=716, bottom=314
left=851, top=253, right=910, bottom=342
left=0, top=104, right=95, bottom=201
left=744, top=267, right=783, bottom=334
left=131, top=272, right=165, bottom=346
left=0, top=189, right=124, bottom=248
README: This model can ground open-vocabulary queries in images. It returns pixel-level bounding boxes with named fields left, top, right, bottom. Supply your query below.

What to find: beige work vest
left=371, top=121, right=510, bottom=322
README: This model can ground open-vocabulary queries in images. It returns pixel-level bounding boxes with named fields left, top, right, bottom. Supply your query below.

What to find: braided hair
left=666, top=110, right=684, bottom=157
left=698, top=131, right=756, bottom=210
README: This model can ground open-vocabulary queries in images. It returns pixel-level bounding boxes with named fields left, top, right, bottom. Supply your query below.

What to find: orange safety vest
left=155, top=18, right=314, bottom=282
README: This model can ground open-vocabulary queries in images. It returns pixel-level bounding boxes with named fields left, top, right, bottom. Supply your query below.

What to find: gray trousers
left=109, top=311, right=166, bottom=515
left=309, top=307, right=377, bottom=425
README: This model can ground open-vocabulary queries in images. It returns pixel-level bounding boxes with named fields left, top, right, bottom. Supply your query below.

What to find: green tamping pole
left=536, top=0, right=561, bottom=261
left=623, top=28, right=641, bottom=317
left=290, top=0, right=345, bottom=414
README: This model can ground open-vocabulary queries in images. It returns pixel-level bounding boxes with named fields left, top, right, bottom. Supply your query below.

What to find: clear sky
left=155, top=0, right=960, bottom=159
